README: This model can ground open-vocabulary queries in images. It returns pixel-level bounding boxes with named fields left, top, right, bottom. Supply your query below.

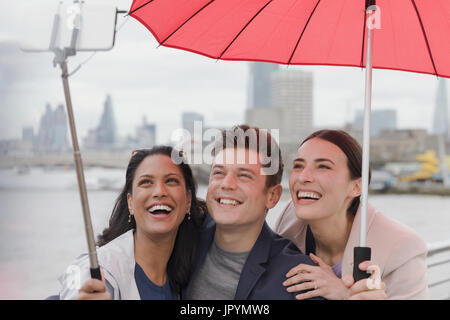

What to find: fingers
left=294, top=287, right=321, bottom=300
left=287, top=279, right=323, bottom=300
left=78, top=279, right=112, bottom=300
left=285, top=280, right=316, bottom=293
left=348, top=278, right=369, bottom=295
left=346, top=261, right=387, bottom=300
left=78, top=290, right=112, bottom=300
left=348, top=289, right=387, bottom=300
left=286, top=263, right=317, bottom=278
left=77, top=268, right=112, bottom=300
left=348, top=278, right=386, bottom=296
left=283, top=270, right=316, bottom=287
left=79, top=278, right=106, bottom=294
left=342, top=274, right=354, bottom=288
left=358, top=260, right=375, bottom=271
left=348, top=277, right=387, bottom=300
left=309, top=253, right=324, bottom=266
left=346, top=261, right=380, bottom=292
left=309, top=254, right=334, bottom=275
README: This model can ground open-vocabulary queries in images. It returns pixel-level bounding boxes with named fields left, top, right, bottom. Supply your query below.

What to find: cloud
left=1, top=0, right=448, bottom=145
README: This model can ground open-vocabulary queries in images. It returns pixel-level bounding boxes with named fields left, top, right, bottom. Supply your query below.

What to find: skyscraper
left=135, top=116, right=156, bottom=148
left=35, top=103, right=69, bottom=152
left=432, top=78, right=449, bottom=140
left=182, top=112, right=204, bottom=137
left=53, top=104, right=69, bottom=151
left=84, top=95, right=118, bottom=149
left=270, top=68, right=313, bottom=145
left=36, top=103, right=54, bottom=151
left=22, top=127, right=34, bottom=144
left=96, top=95, right=117, bottom=146
left=431, top=79, right=449, bottom=186
left=247, top=62, right=279, bottom=109
left=246, top=67, right=314, bottom=177
left=353, top=109, right=397, bottom=137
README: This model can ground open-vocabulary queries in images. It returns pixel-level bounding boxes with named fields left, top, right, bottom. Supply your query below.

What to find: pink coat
left=273, top=200, right=430, bottom=299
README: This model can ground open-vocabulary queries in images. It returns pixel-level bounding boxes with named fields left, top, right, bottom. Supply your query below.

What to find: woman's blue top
left=134, top=263, right=178, bottom=300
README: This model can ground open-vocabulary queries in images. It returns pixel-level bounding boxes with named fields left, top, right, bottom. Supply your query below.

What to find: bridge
left=0, top=151, right=212, bottom=184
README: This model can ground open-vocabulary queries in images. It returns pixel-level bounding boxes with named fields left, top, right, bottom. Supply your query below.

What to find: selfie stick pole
left=51, top=4, right=101, bottom=281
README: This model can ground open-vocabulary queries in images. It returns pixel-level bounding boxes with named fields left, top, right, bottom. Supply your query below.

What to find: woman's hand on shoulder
left=283, top=253, right=350, bottom=300
left=77, top=268, right=112, bottom=300
left=283, top=256, right=387, bottom=300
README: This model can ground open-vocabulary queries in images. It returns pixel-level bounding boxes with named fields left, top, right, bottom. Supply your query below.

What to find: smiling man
left=184, top=124, right=320, bottom=300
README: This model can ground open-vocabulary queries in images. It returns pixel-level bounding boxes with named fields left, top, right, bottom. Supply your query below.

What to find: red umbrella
left=129, top=0, right=449, bottom=77
left=128, top=0, right=450, bottom=281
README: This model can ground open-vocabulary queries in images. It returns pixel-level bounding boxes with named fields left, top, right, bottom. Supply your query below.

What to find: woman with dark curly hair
left=58, top=146, right=206, bottom=300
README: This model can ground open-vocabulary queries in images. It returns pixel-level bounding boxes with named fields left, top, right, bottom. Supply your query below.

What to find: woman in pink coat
left=277, top=129, right=429, bottom=300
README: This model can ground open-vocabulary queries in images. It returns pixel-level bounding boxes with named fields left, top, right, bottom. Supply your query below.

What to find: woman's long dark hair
left=96, top=145, right=206, bottom=293
left=301, top=130, right=372, bottom=217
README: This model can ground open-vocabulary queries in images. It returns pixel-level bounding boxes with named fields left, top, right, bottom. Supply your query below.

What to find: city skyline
left=1, top=0, right=449, bottom=146
left=6, top=68, right=450, bottom=151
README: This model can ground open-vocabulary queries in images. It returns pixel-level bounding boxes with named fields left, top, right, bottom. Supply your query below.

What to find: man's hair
left=212, top=124, right=283, bottom=189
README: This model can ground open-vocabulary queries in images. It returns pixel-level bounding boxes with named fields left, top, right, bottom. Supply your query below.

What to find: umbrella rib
left=127, top=0, right=155, bottom=17
left=360, top=7, right=368, bottom=68
left=287, top=0, right=322, bottom=66
left=218, top=0, right=274, bottom=60
left=159, top=0, right=216, bottom=47
left=410, top=0, right=439, bottom=76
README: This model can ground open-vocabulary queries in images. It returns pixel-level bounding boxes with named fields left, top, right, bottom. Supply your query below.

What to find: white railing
left=427, top=239, right=450, bottom=300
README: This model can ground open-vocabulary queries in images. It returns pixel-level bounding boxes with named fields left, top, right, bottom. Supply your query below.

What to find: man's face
left=206, top=148, right=278, bottom=230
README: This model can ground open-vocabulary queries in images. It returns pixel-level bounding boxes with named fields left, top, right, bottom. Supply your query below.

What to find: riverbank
left=374, top=184, right=450, bottom=196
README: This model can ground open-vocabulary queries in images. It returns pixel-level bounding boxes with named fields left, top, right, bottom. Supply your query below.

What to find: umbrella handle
left=353, top=246, right=371, bottom=282
left=90, top=267, right=102, bottom=281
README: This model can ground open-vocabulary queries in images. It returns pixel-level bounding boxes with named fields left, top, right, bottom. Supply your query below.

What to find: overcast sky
left=1, top=0, right=448, bottom=145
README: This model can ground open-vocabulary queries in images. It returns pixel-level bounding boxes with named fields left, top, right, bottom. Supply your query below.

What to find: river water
left=0, top=167, right=449, bottom=299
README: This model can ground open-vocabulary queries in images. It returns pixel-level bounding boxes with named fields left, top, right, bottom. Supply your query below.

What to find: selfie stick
left=50, top=2, right=102, bottom=280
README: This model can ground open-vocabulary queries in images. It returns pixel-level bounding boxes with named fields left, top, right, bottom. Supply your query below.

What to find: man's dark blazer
left=183, top=216, right=323, bottom=300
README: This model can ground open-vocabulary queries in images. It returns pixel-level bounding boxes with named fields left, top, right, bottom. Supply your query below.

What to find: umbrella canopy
left=129, top=0, right=450, bottom=281
left=129, top=0, right=450, bottom=78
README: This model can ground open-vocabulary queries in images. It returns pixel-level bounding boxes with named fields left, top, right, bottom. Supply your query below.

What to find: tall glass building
left=247, top=62, right=278, bottom=109
left=432, top=79, right=449, bottom=140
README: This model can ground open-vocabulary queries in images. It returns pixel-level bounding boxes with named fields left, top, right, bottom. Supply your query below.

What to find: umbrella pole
left=59, top=58, right=102, bottom=281
left=353, top=6, right=376, bottom=282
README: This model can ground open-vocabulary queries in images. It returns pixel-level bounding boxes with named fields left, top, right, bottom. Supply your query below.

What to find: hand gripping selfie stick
left=20, top=0, right=125, bottom=282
